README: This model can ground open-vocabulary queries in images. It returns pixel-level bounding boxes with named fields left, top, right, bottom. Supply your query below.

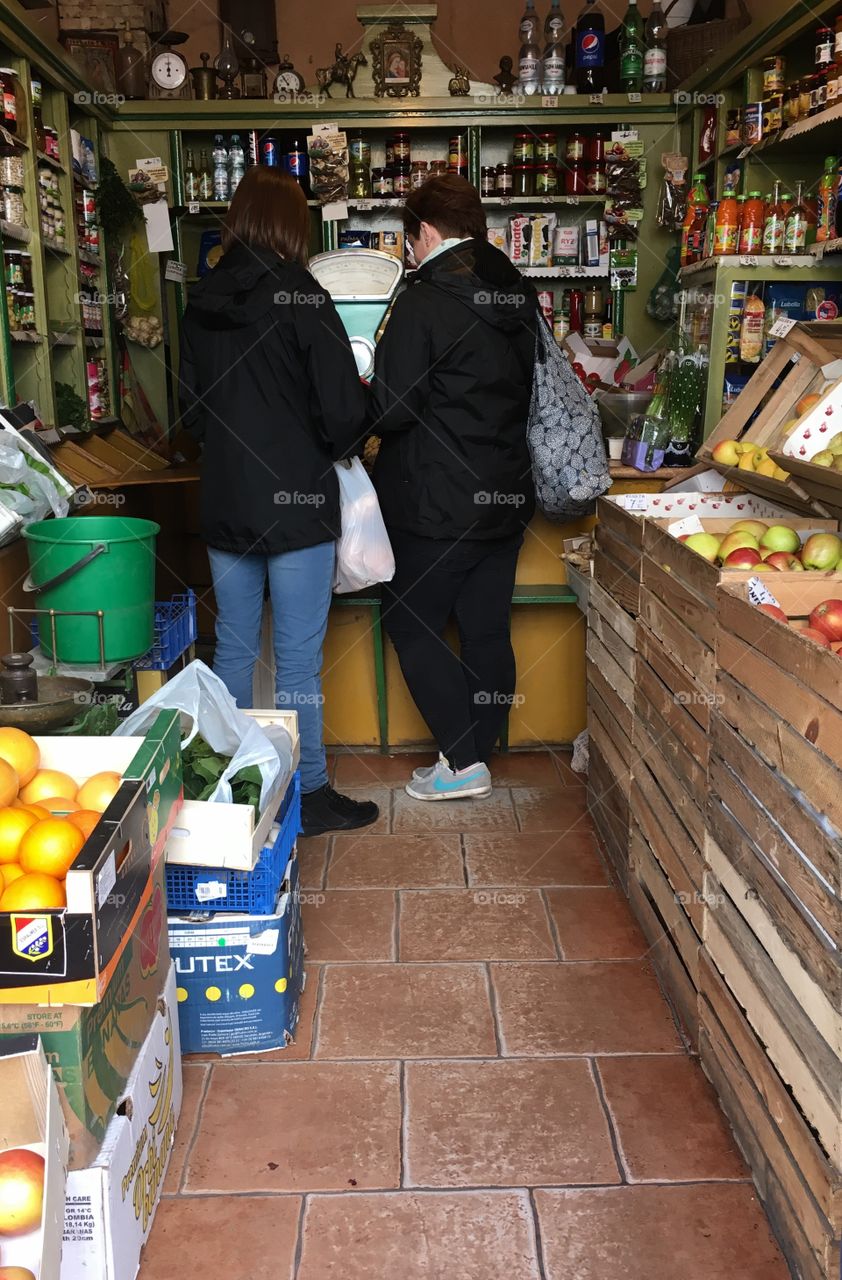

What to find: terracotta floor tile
left=512, top=787, right=591, bottom=833
left=492, top=962, right=682, bottom=1054
left=545, top=888, right=648, bottom=960
left=140, top=1195, right=301, bottom=1280
left=297, top=835, right=329, bottom=889
left=597, top=1056, right=747, bottom=1181
left=163, top=1063, right=207, bottom=1192
left=534, top=1185, right=789, bottom=1280
left=405, top=1059, right=620, bottom=1187
left=488, top=752, right=567, bottom=787
left=298, top=1191, right=541, bottom=1279
left=315, top=964, right=497, bottom=1059
left=465, top=831, right=608, bottom=887
left=337, top=786, right=392, bottom=833
left=333, top=752, right=433, bottom=788
left=302, top=889, right=396, bottom=962
left=185, top=1061, right=401, bottom=1191
left=328, top=832, right=464, bottom=889
left=392, top=788, right=517, bottom=834
left=400, top=890, right=556, bottom=961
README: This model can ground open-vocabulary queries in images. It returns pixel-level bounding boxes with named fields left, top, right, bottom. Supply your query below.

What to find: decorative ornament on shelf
left=147, top=30, right=191, bottom=99
left=448, top=65, right=470, bottom=96
left=315, top=43, right=368, bottom=98
left=190, top=52, right=218, bottom=100
left=274, top=53, right=305, bottom=97
left=370, top=24, right=422, bottom=97
left=216, top=23, right=241, bottom=99
left=493, top=55, right=518, bottom=94
left=238, top=30, right=267, bottom=98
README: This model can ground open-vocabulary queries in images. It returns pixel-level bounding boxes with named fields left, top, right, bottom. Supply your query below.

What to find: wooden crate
left=698, top=320, right=842, bottom=516
left=699, top=950, right=842, bottom=1280
left=587, top=733, right=631, bottom=892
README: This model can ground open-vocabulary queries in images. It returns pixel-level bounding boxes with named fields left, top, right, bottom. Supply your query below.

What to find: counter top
left=608, top=463, right=694, bottom=481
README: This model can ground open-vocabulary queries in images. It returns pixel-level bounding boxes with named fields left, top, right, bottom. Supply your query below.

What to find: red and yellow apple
left=0, top=1147, right=44, bottom=1236
left=723, top=547, right=763, bottom=568
left=684, top=532, right=722, bottom=562
left=717, top=531, right=760, bottom=562
left=801, top=532, right=842, bottom=571
left=757, top=603, right=789, bottom=623
left=809, top=599, right=842, bottom=642
left=711, top=440, right=741, bottom=466
left=764, top=552, right=804, bottom=571
left=728, top=519, right=768, bottom=540
left=800, top=627, right=832, bottom=647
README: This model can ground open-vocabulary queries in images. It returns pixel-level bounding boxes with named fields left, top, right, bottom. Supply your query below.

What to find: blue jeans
left=207, top=542, right=335, bottom=794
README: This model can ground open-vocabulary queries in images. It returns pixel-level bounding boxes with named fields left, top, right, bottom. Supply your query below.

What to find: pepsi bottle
left=575, top=0, right=606, bottom=93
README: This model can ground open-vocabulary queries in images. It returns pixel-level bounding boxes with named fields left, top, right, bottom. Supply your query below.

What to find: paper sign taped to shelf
left=322, top=201, right=349, bottom=221
left=746, top=576, right=781, bottom=609
left=769, top=316, right=797, bottom=338
left=143, top=200, right=174, bottom=253
left=624, top=494, right=649, bottom=511
left=165, top=259, right=188, bottom=283
left=195, top=881, right=228, bottom=902
left=541, top=96, right=559, bottom=107
left=668, top=515, right=705, bottom=537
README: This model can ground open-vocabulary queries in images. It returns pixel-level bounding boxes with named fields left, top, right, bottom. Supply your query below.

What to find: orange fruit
left=0, top=863, right=23, bottom=890
left=20, top=769, right=77, bottom=805
left=0, top=808, right=35, bottom=864
left=38, top=796, right=81, bottom=817
left=0, top=727, right=39, bottom=787
left=0, top=872, right=65, bottom=911
left=0, top=758, right=18, bottom=809
left=19, top=803, right=50, bottom=822
left=0, top=1268, right=37, bottom=1279
left=68, top=809, right=100, bottom=840
left=76, top=771, right=122, bottom=814
left=18, top=819, right=84, bottom=880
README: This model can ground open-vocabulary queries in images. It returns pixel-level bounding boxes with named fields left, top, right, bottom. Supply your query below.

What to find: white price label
left=627, top=92, right=642, bottom=103
left=195, top=880, right=228, bottom=902
left=738, top=255, right=758, bottom=267
left=541, top=96, right=559, bottom=108
left=355, top=199, right=371, bottom=210
left=772, top=255, right=794, bottom=267
left=96, top=851, right=117, bottom=908
left=737, top=145, right=752, bottom=159
left=589, top=94, right=604, bottom=104
left=624, top=494, right=649, bottom=511
left=769, top=316, right=797, bottom=339
left=164, top=258, right=187, bottom=283
left=668, top=515, right=705, bottom=537
left=746, top=576, right=782, bottom=609
left=188, top=201, right=199, bottom=214
left=246, top=928, right=280, bottom=956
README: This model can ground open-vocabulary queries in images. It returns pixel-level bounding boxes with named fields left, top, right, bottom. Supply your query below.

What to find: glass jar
left=536, top=132, right=557, bottom=163
left=763, top=55, right=785, bottom=94
left=763, top=94, right=783, bottom=136
left=799, top=77, right=812, bottom=117
left=385, top=137, right=396, bottom=167
left=809, top=72, right=824, bottom=115
left=410, top=160, right=428, bottom=190
left=349, top=166, right=371, bottom=199
left=513, top=163, right=535, bottom=196
left=0, top=69, right=16, bottom=134
left=565, top=163, right=586, bottom=196
left=513, top=132, right=534, bottom=163
left=566, top=131, right=585, bottom=162
left=535, top=163, right=558, bottom=195
left=449, top=135, right=467, bottom=174
left=3, top=188, right=24, bottom=225
left=725, top=108, right=742, bottom=146
left=496, top=162, right=513, bottom=196
left=784, top=83, right=800, bottom=126
left=393, top=131, right=411, bottom=162
left=0, top=154, right=23, bottom=187
left=480, top=165, right=496, bottom=196
left=393, top=162, right=410, bottom=197
left=585, top=164, right=606, bottom=194
left=349, top=133, right=371, bottom=168
left=585, top=133, right=605, bottom=164
left=372, top=167, right=392, bottom=196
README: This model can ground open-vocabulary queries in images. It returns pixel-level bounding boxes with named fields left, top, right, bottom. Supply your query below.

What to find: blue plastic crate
left=165, top=771, right=301, bottom=914
left=135, top=590, right=197, bottom=671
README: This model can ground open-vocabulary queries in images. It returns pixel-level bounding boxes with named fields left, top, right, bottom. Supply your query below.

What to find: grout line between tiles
left=589, top=1057, right=628, bottom=1186
left=394, top=890, right=401, bottom=960
left=176, top=1062, right=213, bottom=1195
left=321, top=833, right=335, bottom=892
left=539, top=888, right=564, bottom=961
left=459, top=832, right=469, bottom=887
left=400, top=1059, right=409, bottom=1188
left=194, top=1049, right=689, bottom=1065
left=528, top=1188, right=549, bottom=1280
left=165, top=1176, right=753, bottom=1200
left=308, top=965, right=327, bottom=1060
left=291, top=1194, right=307, bottom=1280
left=483, top=962, right=505, bottom=1057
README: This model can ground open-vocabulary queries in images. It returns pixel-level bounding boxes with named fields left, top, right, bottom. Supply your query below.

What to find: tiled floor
left=145, top=751, right=790, bottom=1280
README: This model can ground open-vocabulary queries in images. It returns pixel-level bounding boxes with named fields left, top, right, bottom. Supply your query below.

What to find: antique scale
left=308, top=249, right=403, bottom=379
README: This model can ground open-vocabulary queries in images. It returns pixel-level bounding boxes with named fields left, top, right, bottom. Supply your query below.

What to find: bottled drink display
left=817, top=154, right=838, bottom=241
left=228, top=134, right=245, bottom=194
left=518, top=0, right=542, bottom=94
left=184, top=147, right=199, bottom=201
left=738, top=191, right=765, bottom=254
left=643, top=0, right=668, bottom=92
left=212, top=134, right=229, bottom=200
left=575, top=0, right=606, bottom=93
left=783, top=180, right=808, bottom=252
left=197, top=149, right=212, bottom=201
left=713, top=185, right=738, bottom=255
left=543, top=0, right=566, bottom=92
left=619, top=0, right=644, bottom=93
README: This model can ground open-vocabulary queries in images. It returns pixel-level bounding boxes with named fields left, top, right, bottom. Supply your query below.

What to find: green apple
left=801, top=532, right=842, bottom=570
left=812, top=451, right=834, bottom=467
left=759, top=525, right=801, bottom=554
left=684, top=532, right=722, bottom=563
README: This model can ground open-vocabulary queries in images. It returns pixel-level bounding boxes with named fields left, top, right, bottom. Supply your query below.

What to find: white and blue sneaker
left=411, top=752, right=447, bottom=783
left=405, top=758, right=492, bottom=802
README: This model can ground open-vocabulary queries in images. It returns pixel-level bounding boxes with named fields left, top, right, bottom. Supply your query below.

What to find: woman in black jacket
left=179, top=166, right=378, bottom=836
left=370, top=175, right=537, bottom=801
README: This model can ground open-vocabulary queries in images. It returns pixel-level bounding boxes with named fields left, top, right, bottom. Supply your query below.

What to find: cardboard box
left=0, top=711, right=182, bottom=1002
left=60, top=965, right=181, bottom=1280
left=0, top=1037, right=69, bottom=1280
left=0, top=859, right=169, bottom=1170
left=165, top=709, right=299, bottom=872
left=168, top=852, right=304, bottom=1056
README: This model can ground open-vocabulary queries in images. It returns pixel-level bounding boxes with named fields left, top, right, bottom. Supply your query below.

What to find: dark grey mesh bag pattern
left=526, top=316, right=611, bottom=519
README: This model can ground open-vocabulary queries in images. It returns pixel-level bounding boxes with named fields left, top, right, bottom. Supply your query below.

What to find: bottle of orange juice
left=738, top=191, right=765, bottom=254
left=713, top=185, right=739, bottom=255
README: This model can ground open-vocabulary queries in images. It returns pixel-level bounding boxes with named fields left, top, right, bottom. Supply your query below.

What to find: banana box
left=0, top=710, right=182, bottom=1003
left=60, top=964, right=181, bottom=1280
left=168, top=852, right=304, bottom=1056
left=0, top=859, right=169, bottom=1170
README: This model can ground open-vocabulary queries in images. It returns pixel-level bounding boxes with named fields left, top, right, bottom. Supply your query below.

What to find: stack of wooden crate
left=701, top=579, right=842, bottom=1280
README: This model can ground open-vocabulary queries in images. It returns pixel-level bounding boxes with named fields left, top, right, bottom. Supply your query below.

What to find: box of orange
left=0, top=710, right=182, bottom=1002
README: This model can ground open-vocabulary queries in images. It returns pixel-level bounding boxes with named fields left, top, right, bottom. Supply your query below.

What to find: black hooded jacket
left=370, top=238, right=538, bottom=540
left=178, top=243, right=368, bottom=556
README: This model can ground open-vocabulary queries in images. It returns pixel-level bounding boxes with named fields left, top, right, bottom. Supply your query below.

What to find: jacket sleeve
left=292, top=280, right=369, bottom=461
left=177, top=314, right=204, bottom=442
left=369, top=289, right=431, bottom=435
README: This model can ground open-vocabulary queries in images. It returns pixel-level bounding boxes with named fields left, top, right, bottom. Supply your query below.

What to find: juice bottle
left=713, top=185, right=739, bottom=254
left=688, top=171, right=710, bottom=207
left=681, top=201, right=709, bottom=265
left=738, top=191, right=765, bottom=254
left=784, top=180, right=809, bottom=252
left=762, top=181, right=785, bottom=253
left=704, top=201, right=718, bottom=258
left=817, top=154, right=839, bottom=241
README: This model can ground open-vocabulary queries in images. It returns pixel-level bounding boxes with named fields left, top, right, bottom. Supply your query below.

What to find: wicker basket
left=666, top=0, right=751, bottom=87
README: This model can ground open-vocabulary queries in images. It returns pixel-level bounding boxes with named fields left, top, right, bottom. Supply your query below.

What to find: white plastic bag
left=334, top=457, right=395, bottom=594
left=114, top=659, right=287, bottom=807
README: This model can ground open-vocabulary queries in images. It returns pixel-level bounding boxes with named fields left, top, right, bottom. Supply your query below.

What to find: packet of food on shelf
left=528, top=212, right=557, bottom=267
left=487, top=225, right=508, bottom=252
left=508, top=214, right=532, bottom=265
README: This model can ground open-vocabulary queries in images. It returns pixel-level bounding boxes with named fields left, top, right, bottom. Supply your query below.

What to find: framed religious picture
left=61, top=33, right=120, bottom=96
left=371, top=24, right=422, bottom=98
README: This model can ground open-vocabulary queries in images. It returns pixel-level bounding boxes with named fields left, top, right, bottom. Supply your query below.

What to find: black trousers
left=382, top=530, right=523, bottom=770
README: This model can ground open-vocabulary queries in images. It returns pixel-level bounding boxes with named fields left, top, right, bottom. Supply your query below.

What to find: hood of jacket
left=185, top=242, right=291, bottom=328
left=414, top=237, right=537, bottom=333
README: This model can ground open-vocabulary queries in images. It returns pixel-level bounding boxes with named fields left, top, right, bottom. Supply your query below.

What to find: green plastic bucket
left=23, top=516, right=160, bottom=664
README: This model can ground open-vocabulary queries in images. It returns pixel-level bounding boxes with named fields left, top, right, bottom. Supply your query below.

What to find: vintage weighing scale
left=308, top=249, right=404, bottom=379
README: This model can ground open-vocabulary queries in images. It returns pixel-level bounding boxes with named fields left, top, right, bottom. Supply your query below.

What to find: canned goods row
left=6, top=288, right=36, bottom=331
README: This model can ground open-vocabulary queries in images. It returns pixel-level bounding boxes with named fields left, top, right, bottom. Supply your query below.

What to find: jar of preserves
left=393, top=131, right=411, bottom=162
left=763, top=55, right=785, bottom=93
left=349, top=166, right=371, bottom=199
left=566, top=131, right=585, bottom=162
left=448, top=135, right=467, bottom=174
left=565, top=163, right=586, bottom=196
left=410, top=160, right=429, bottom=190
left=513, top=163, right=535, bottom=196
left=535, top=163, right=558, bottom=195
left=496, top=162, right=513, bottom=196
left=536, top=132, right=557, bottom=163
left=784, top=83, right=800, bottom=126
left=349, top=132, right=371, bottom=168
left=481, top=165, right=496, bottom=195
left=385, top=137, right=396, bottom=167
left=799, top=77, right=812, bottom=117
left=393, top=162, right=411, bottom=197
left=585, top=133, right=605, bottom=164
left=513, top=132, right=534, bottom=163
left=3, top=188, right=24, bottom=225
left=0, top=69, right=17, bottom=134
left=762, top=94, right=783, bottom=136
left=585, top=164, right=606, bottom=194
left=809, top=72, right=824, bottom=114
left=372, top=167, right=392, bottom=196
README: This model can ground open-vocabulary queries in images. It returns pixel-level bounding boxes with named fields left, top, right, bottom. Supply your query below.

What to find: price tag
left=624, top=494, right=649, bottom=511
left=769, top=316, right=797, bottom=339
left=188, top=201, right=199, bottom=215
left=737, top=145, right=752, bottom=159
left=738, top=254, right=758, bottom=267
left=589, top=94, right=604, bottom=104
left=96, top=851, right=117, bottom=908
left=164, top=258, right=187, bottom=283
left=746, top=576, right=782, bottom=609
left=627, top=91, right=642, bottom=103
left=355, top=199, right=371, bottom=210
left=246, top=928, right=280, bottom=956
left=195, top=881, right=228, bottom=902
left=668, top=515, right=705, bottom=537
left=541, top=96, right=559, bottom=108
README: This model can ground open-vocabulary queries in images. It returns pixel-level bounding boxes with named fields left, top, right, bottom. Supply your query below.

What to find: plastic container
left=595, top=389, right=652, bottom=438
left=23, top=516, right=159, bottom=663
left=135, top=591, right=197, bottom=671
left=164, top=771, right=301, bottom=913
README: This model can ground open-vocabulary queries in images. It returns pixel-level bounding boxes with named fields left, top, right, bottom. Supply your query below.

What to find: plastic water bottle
left=228, top=134, right=245, bottom=195
left=212, top=133, right=229, bottom=201
left=518, top=0, right=542, bottom=94
left=543, top=0, right=566, bottom=92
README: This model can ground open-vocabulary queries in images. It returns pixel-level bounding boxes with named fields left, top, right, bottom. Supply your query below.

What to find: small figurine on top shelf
left=493, top=55, right=518, bottom=95
left=316, top=43, right=368, bottom=98
left=448, top=65, right=471, bottom=96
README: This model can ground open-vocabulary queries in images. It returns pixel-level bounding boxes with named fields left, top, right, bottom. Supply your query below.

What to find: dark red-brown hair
left=221, top=165, right=310, bottom=265
left=402, top=174, right=487, bottom=242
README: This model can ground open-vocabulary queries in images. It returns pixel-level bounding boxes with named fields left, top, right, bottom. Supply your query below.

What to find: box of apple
left=754, top=596, right=842, bottom=650
left=710, top=439, right=790, bottom=481
left=681, top=519, right=842, bottom=573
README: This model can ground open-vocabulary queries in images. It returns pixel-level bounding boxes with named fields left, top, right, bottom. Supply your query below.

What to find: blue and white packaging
left=168, top=853, right=304, bottom=1056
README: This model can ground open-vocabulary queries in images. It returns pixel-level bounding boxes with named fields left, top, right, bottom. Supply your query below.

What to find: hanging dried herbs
left=95, top=156, right=143, bottom=241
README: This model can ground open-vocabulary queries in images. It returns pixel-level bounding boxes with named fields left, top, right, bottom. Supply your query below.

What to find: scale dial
left=309, top=249, right=403, bottom=302
left=150, top=50, right=188, bottom=90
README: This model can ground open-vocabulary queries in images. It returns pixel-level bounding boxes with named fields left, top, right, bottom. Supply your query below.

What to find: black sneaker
left=300, top=784, right=379, bottom=837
